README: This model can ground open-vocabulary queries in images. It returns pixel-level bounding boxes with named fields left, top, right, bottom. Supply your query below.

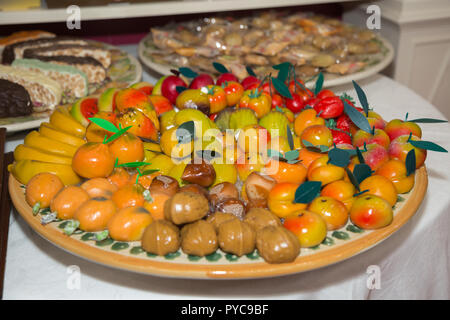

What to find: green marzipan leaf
left=178, top=67, right=198, bottom=78
left=408, top=140, right=448, bottom=153
left=343, top=100, right=372, bottom=133
left=352, top=80, right=369, bottom=116
left=271, top=77, right=292, bottom=99
left=130, top=246, right=145, bottom=255
left=322, top=236, right=335, bottom=246
left=353, top=163, right=372, bottom=184
left=267, top=149, right=284, bottom=159
left=88, top=117, right=119, bottom=133
left=246, top=65, right=256, bottom=77
left=225, top=253, right=240, bottom=262
left=345, top=167, right=360, bottom=192
left=141, top=169, right=159, bottom=176
left=397, top=195, right=405, bottom=202
left=176, top=86, right=187, bottom=94
left=408, top=118, right=448, bottom=123
left=273, top=62, right=291, bottom=83
left=294, top=181, right=322, bottom=204
left=212, top=62, right=228, bottom=74
left=314, top=72, right=324, bottom=96
left=328, top=147, right=350, bottom=167
left=104, top=126, right=132, bottom=144
left=176, top=120, right=195, bottom=143
left=285, top=149, right=299, bottom=161
left=205, top=251, right=222, bottom=262
left=356, top=146, right=365, bottom=164
left=286, top=125, right=294, bottom=150
left=405, top=149, right=416, bottom=176
left=118, top=161, right=151, bottom=168
left=111, top=242, right=129, bottom=251
left=302, top=139, right=330, bottom=153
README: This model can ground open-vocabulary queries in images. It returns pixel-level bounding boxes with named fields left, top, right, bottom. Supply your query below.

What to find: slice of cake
left=12, top=58, right=89, bottom=98
left=24, top=44, right=112, bottom=68
left=22, top=54, right=107, bottom=84
left=0, top=30, right=55, bottom=50
left=2, top=37, right=89, bottom=64
left=0, top=79, right=33, bottom=118
left=0, top=65, right=62, bottom=112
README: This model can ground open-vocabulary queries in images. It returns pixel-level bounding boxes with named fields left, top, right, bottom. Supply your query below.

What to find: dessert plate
left=8, top=166, right=427, bottom=279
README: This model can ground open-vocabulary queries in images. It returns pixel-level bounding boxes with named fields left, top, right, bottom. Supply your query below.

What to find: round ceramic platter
left=138, top=34, right=394, bottom=89
left=0, top=41, right=142, bottom=134
left=9, top=167, right=427, bottom=280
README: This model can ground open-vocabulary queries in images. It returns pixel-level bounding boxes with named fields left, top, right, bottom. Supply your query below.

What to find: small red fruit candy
left=314, top=96, right=344, bottom=119
left=216, top=73, right=238, bottom=86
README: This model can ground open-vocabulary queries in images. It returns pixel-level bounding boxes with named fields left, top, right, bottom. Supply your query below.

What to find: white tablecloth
left=3, top=45, right=450, bottom=300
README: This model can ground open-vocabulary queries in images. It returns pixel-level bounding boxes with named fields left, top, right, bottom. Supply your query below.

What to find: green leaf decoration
left=352, top=80, right=369, bottom=116
left=408, top=118, right=448, bottom=123
left=111, top=242, right=129, bottom=251
left=176, top=120, right=195, bottom=144
left=95, top=238, right=114, bottom=247
left=178, top=67, right=198, bottom=78
left=81, top=233, right=95, bottom=241
left=328, top=147, right=350, bottom=167
left=141, top=169, right=159, bottom=176
left=285, top=149, right=299, bottom=162
left=175, top=86, right=187, bottom=94
left=63, top=220, right=80, bottom=236
left=267, top=149, right=284, bottom=159
left=205, top=251, right=222, bottom=262
left=356, top=146, right=365, bottom=164
left=271, top=77, right=292, bottom=99
left=212, top=62, right=228, bottom=74
left=302, top=139, right=330, bottom=153
left=405, top=149, right=416, bottom=176
left=295, top=78, right=308, bottom=92
left=332, top=231, right=350, bottom=240
left=340, top=92, right=355, bottom=104
left=246, top=66, right=257, bottom=77
left=95, top=230, right=109, bottom=241
left=408, top=139, right=448, bottom=153
left=188, top=254, right=203, bottom=262
left=104, top=125, right=132, bottom=144
left=32, top=202, right=41, bottom=216
left=353, top=189, right=369, bottom=197
left=397, top=195, right=406, bottom=202
left=130, top=246, right=145, bottom=255
left=346, top=224, right=364, bottom=233
left=343, top=100, right=372, bottom=134
left=286, top=125, right=294, bottom=150
left=225, top=253, right=240, bottom=262
left=294, top=181, right=322, bottom=204
left=88, top=117, right=119, bottom=133
left=353, top=163, right=372, bottom=184
left=118, top=161, right=151, bottom=168
left=146, top=252, right=157, bottom=258
left=322, top=236, right=335, bottom=246
left=273, top=62, right=291, bottom=83
left=345, top=167, right=360, bottom=192
left=165, top=251, right=181, bottom=260
left=245, top=250, right=260, bottom=260
left=314, top=72, right=324, bottom=96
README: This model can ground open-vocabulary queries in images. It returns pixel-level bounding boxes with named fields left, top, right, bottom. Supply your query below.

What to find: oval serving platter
left=0, top=41, right=142, bottom=134
left=8, top=166, right=427, bottom=279
left=138, top=33, right=394, bottom=90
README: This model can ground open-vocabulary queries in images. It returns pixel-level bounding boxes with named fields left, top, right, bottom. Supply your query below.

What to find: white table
left=3, top=45, right=450, bottom=300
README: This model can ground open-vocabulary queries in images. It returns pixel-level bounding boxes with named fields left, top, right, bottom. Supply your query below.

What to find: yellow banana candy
left=24, top=131, right=78, bottom=157
left=39, top=122, right=86, bottom=148
left=14, top=144, right=73, bottom=165
left=9, top=159, right=81, bottom=185
left=49, top=108, right=86, bottom=138
left=143, top=141, right=162, bottom=153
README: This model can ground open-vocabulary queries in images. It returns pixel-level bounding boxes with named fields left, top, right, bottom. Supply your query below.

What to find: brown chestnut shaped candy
left=208, top=182, right=239, bottom=207
left=206, top=212, right=238, bottom=232
left=215, top=198, right=246, bottom=220
left=244, top=172, right=276, bottom=207
left=181, top=220, right=218, bottom=256
left=181, top=159, right=216, bottom=187
left=141, top=220, right=180, bottom=256
left=256, top=226, right=300, bottom=264
left=179, top=183, right=209, bottom=199
left=218, top=219, right=256, bottom=257
left=164, top=191, right=209, bottom=225
left=149, top=175, right=179, bottom=197
left=243, top=208, right=281, bottom=231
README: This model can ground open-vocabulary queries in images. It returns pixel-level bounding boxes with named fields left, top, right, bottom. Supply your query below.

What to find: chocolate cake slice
left=0, top=65, right=62, bottom=112
left=0, top=79, right=33, bottom=118
left=2, top=36, right=89, bottom=64
left=22, top=54, right=107, bottom=84
left=24, top=44, right=112, bottom=68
